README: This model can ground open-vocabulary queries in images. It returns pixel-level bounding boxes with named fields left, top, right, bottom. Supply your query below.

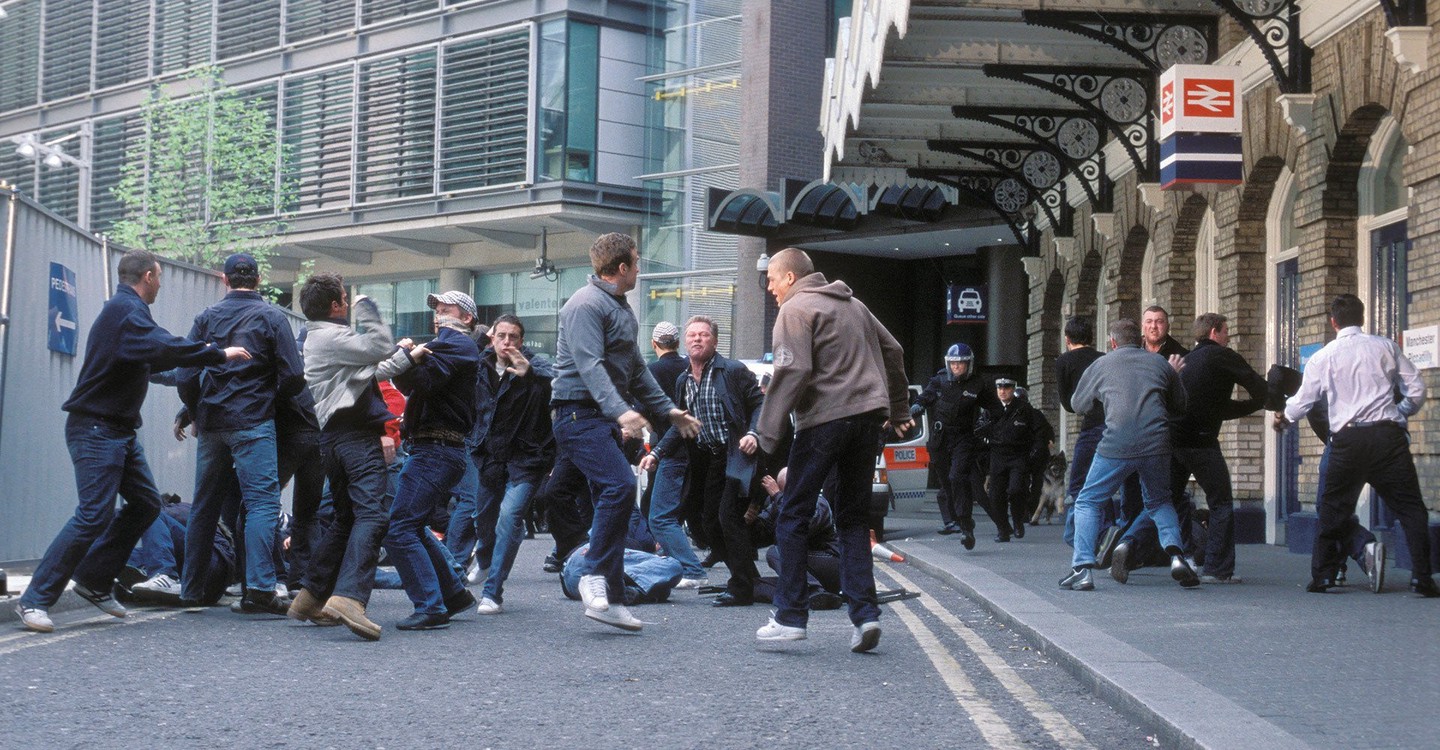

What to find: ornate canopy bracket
left=1206, top=0, right=1311, bottom=93
left=1021, top=11, right=1219, bottom=71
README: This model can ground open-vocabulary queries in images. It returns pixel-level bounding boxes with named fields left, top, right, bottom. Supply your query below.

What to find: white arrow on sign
left=1185, top=84, right=1232, bottom=113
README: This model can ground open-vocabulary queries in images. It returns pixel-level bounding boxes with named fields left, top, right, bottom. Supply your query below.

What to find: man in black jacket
left=1055, top=316, right=1105, bottom=546
left=642, top=315, right=765, bottom=604
left=1167, top=313, right=1266, bottom=583
left=178, top=253, right=306, bottom=615
left=909, top=343, right=998, bottom=549
left=982, top=378, right=1050, bottom=541
left=16, top=251, right=247, bottom=633
left=471, top=314, right=555, bottom=615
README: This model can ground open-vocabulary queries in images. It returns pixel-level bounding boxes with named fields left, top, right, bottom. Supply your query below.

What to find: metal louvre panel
left=96, top=0, right=153, bottom=89
left=90, top=113, right=147, bottom=232
left=36, top=127, right=81, bottom=223
left=356, top=50, right=437, bottom=202
left=154, top=0, right=213, bottom=74
left=0, top=151, right=38, bottom=195
left=42, top=0, right=94, bottom=101
left=0, top=1, right=41, bottom=110
left=440, top=31, right=530, bottom=191
left=217, top=0, right=281, bottom=60
left=230, top=83, right=281, bottom=215
left=360, top=0, right=437, bottom=26
left=286, top=0, right=356, bottom=44
left=282, top=67, right=355, bottom=210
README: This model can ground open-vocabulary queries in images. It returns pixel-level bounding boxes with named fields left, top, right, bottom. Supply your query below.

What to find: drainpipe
left=0, top=187, right=19, bottom=435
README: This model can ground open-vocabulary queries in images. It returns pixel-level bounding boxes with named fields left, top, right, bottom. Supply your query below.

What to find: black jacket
left=1152, top=335, right=1189, bottom=358
left=1172, top=338, right=1267, bottom=448
left=912, top=369, right=1000, bottom=447
left=63, top=284, right=226, bottom=428
left=646, top=352, right=688, bottom=444
left=179, top=290, right=306, bottom=432
left=393, top=326, right=480, bottom=440
left=1055, top=347, right=1105, bottom=432
left=654, top=355, right=764, bottom=486
left=981, top=398, right=1049, bottom=456
left=473, top=345, right=556, bottom=473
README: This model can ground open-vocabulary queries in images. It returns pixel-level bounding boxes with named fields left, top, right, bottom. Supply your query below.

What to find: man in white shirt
left=1276, top=294, right=1437, bottom=597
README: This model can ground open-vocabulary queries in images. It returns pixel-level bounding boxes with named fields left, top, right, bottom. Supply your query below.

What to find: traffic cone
left=870, top=530, right=904, bottom=563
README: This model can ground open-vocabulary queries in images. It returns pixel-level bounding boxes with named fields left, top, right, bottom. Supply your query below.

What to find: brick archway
left=1115, top=225, right=1149, bottom=323
left=1075, top=249, right=1102, bottom=322
left=1165, top=194, right=1210, bottom=322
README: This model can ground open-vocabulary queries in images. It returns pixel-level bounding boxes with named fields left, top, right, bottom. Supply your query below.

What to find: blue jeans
left=1072, top=452, right=1184, bottom=569
left=647, top=453, right=706, bottom=579
left=129, top=512, right=185, bottom=578
left=475, top=459, right=540, bottom=603
left=184, top=421, right=282, bottom=600
left=22, top=415, right=164, bottom=609
left=383, top=442, right=469, bottom=615
left=444, top=454, right=481, bottom=564
left=773, top=413, right=883, bottom=629
left=551, top=403, right=635, bottom=598
left=303, top=431, right=390, bottom=604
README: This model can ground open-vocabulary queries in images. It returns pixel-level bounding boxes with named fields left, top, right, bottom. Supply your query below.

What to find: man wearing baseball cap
left=178, top=253, right=307, bottom=614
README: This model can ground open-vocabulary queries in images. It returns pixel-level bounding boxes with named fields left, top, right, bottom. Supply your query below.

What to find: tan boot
left=322, top=595, right=382, bottom=641
left=287, top=588, right=339, bottom=626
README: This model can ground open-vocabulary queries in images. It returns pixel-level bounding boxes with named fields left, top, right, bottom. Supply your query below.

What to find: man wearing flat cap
left=178, top=253, right=307, bottom=614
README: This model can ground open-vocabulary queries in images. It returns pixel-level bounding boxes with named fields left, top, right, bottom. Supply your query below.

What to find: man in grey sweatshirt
left=1062, top=318, right=1199, bottom=591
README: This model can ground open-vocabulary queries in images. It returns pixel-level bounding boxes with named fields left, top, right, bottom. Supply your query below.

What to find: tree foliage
left=111, top=66, right=290, bottom=272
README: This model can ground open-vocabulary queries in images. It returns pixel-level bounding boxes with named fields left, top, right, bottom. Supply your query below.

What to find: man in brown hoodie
left=753, top=248, right=911, bottom=653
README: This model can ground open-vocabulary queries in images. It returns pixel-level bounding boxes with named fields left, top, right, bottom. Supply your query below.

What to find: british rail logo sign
left=1159, top=65, right=1244, bottom=190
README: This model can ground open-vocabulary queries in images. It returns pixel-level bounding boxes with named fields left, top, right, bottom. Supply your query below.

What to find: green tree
left=111, top=66, right=290, bottom=272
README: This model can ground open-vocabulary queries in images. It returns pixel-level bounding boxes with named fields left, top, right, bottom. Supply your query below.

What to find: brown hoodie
left=755, top=273, right=910, bottom=452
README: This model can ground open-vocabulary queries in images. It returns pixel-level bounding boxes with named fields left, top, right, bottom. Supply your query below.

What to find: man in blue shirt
left=177, top=253, right=306, bottom=615
left=16, top=250, right=248, bottom=633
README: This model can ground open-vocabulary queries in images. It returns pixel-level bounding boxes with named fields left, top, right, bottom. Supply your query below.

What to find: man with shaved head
left=754, top=248, right=912, bottom=653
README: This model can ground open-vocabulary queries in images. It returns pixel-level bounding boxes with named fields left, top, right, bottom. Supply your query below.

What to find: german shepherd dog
left=1030, top=451, right=1067, bottom=524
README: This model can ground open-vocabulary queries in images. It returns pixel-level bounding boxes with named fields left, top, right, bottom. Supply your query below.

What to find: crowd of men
left=15, top=239, right=909, bottom=654
left=14, top=236, right=1438, bottom=651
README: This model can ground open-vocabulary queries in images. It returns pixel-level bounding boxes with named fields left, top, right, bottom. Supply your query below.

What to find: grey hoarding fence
left=0, top=187, right=302, bottom=564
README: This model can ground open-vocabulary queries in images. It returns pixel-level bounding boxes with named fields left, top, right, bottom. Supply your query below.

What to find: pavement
left=884, top=511, right=1440, bottom=750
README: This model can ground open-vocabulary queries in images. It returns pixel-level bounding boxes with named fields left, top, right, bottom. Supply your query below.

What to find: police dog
left=1030, top=451, right=1067, bottom=524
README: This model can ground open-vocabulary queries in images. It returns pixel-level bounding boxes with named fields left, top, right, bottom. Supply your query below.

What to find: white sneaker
left=274, top=583, right=290, bottom=599
left=673, top=577, right=708, bottom=590
left=578, top=574, right=609, bottom=612
left=465, top=560, right=488, bottom=586
left=850, top=621, right=881, bottom=653
left=584, top=602, right=643, bottom=632
left=225, top=583, right=243, bottom=598
left=72, top=581, right=127, bottom=618
left=475, top=597, right=503, bottom=615
left=756, top=617, right=807, bottom=642
left=15, top=603, right=54, bottom=633
left=133, top=573, right=181, bottom=597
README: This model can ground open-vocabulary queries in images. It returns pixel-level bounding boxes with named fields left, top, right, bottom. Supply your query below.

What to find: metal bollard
left=0, top=568, right=7, bottom=597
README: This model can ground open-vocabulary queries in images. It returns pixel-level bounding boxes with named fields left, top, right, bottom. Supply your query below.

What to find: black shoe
left=697, top=584, right=727, bottom=595
left=712, top=592, right=754, bottom=607
left=235, top=590, right=289, bottom=616
left=1170, top=555, right=1200, bottom=588
left=1059, top=566, right=1094, bottom=591
left=1094, top=526, right=1123, bottom=569
left=1013, top=522, right=1025, bottom=539
left=993, top=534, right=1011, bottom=543
left=542, top=554, right=563, bottom=574
left=700, top=554, right=720, bottom=568
left=1410, top=577, right=1440, bottom=598
left=960, top=530, right=975, bottom=550
left=938, top=523, right=959, bottom=535
left=396, top=612, right=451, bottom=630
left=1307, top=578, right=1338, bottom=593
left=808, top=591, right=845, bottom=610
left=444, top=589, right=477, bottom=618
left=1110, top=542, right=1132, bottom=584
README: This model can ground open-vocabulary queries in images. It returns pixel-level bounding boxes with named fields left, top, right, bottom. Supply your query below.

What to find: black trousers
left=279, top=427, right=325, bottom=589
left=1314, top=422, right=1433, bottom=581
left=684, top=443, right=758, bottom=596
left=303, top=430, right=389, bottom=604
left=541, top=457, right=593, bottom=561
left=934, top=437, right=985, bottom=532
left=986, top=450, right=1027, bottom=537
left=1170, top=445, right=1236, bottom=577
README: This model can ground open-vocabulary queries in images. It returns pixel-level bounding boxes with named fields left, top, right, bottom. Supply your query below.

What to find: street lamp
left=9, top=126, right=92, bottom=229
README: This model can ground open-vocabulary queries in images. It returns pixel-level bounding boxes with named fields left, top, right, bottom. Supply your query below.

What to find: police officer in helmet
left=910, top=343, right=1000, bottom=549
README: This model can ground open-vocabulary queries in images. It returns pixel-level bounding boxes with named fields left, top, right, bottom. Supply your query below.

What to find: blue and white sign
left=947, top=283, right=987, bottom=325
left=1160, top=133, right=1243, bottom=190
left=48, top=262, right=78, bottom=356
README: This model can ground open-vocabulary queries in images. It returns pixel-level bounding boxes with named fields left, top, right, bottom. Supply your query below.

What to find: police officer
left=982, top=378, right=1049, bottom=541
left=910, top=344, right=999, bottom=549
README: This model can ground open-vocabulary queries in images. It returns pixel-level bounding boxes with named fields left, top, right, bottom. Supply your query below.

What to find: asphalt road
left=2, top=540, right=1162, bottom=749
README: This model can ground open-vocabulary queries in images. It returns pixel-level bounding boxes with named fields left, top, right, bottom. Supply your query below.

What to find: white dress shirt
left=1284, top=326, right=1425, bottom=430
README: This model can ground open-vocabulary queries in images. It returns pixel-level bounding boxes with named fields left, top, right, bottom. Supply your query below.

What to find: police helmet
left=944, top=343, right=974, bottom=366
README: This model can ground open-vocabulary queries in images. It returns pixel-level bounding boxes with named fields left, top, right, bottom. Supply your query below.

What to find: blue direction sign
left=947, top=283, right=987, bottom=324
left=48, top=262, right=78, bottom=356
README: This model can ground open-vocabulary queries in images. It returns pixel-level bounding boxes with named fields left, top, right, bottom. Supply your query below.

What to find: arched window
left=1359, top=116, right=1409, bottom=338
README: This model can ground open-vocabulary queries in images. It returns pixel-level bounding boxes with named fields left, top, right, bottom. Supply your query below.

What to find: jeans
left=773, top=412, right=883, bottom=629
left=1170, top=445, right=1236, bottom=577
left=278, top=427, right=325, bottom=589
left=384, top=442, right=470, bottom=615
left=1072, top=452, right=1184, bottom=569
left=184, top=420, right=282, bottom=600
left=475, top=459, right=540, bottom=603
left=444, top=455, right=481, bottom=564
left=303, top=431, right=390, bottom=604
left=129, top=512, right=186, bottom=578
left=648, top=454, right=706, bottom=578
left=551, top=403, right=635, bottom=599
left=22, top=415, right=164, bottom=609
